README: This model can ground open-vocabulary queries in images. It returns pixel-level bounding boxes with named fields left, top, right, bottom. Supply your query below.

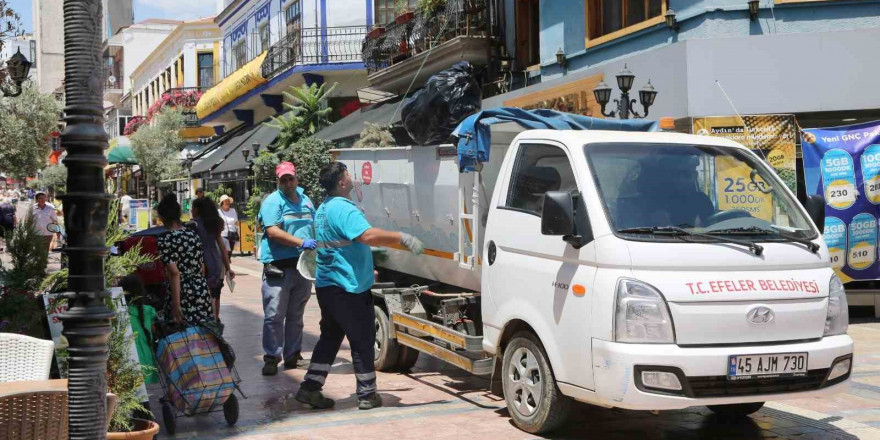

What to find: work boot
left=295, top=388, right=335, bottom=409
left=283, top=352, right=309, bottom=370
left=358, top=393, right=383, bottom=410
left=262, top=356, right=279, bottom=376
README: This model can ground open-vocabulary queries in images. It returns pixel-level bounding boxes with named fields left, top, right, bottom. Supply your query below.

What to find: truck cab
left=333, top=127, right=853, bottom=434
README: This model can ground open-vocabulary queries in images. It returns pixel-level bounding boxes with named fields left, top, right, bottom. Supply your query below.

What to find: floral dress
left=158, top=227, right=214, bottom=324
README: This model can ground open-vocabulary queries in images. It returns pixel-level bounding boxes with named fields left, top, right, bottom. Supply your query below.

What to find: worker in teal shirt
left=257, top=162, right=317, bottom=376
left=296, top=162, right=423, bottom=411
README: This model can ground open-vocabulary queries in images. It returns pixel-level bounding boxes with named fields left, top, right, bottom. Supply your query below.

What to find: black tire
left=161, top=401, right=176, bottom=435
left=502, top=331, right=571, bottom=434
left=223, top=394, right=239, bottom=426
left=396, top=345, right=420, bottom=371
left=708, top=402, right=765, bottom=419
left=374, top=306, right=400, bottom=371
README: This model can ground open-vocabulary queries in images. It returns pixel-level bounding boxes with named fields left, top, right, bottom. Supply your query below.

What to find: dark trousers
left=301, top=285, right=377, bottom=399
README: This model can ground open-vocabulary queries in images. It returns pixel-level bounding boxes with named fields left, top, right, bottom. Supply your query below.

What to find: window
left=285, top=1, right=302, bottom=36
left=586, top=0, right=663, bottom=42
left=259, top=22, right=270, bottom=53
left=198, top=52, right=214, bottom=89
left=233, top=40, right=247, bottom=70
left=515, top=0, right=540, bottom=69
left=373, top=0, right=417, bottom=25
left=505, top=143, right=577, bottom=216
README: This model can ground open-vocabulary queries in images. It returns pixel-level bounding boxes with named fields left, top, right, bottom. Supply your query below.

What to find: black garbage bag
left=402, top=61, right=482, bottom=146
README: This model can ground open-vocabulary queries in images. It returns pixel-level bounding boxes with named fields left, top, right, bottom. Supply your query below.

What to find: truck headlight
left=824, top=274, right=849, bottom=336
left=614, top=279, right=675, bottom=344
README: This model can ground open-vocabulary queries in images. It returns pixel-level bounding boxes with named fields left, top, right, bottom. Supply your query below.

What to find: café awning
left=106, top=137, right=138, bottom=165
left=195, top=52, right=268, bottom=119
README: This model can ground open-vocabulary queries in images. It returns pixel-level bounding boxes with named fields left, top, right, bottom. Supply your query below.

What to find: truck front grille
left=687, top=369, right=829, bottom=398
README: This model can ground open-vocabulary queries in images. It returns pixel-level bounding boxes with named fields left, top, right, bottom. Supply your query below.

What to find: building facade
left=32, top=0, right=64, bottom=94
left=194, top=0, right=371, bottom=133
left=483, top=0, right=880, bottom=127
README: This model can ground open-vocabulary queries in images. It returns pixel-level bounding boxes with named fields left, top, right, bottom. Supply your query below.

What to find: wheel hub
left=507, top=347, right=542, bottom=417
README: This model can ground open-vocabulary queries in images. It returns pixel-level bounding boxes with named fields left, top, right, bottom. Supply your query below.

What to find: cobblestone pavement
left=146, top=256, right=880, bottom=440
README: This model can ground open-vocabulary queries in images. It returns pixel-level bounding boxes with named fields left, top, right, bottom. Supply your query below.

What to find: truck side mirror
left=805, top=194, right=825, bottom=232
left=541, top=191, right=575, bottom=236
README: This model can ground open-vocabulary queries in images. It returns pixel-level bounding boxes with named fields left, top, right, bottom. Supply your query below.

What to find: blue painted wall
left=534, top=0, right=880, bottom=81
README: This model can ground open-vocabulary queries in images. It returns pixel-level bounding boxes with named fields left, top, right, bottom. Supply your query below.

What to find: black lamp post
left=185, top=151, right=194, bottom=197
left=592, top=64, right=658, bottom=119
left=59, top=1, right=115, bottom=439
left=555, top=48, right=567, bottom=74
left=1, top=48, right=33, bottom=97
left=242, top=142, right=260, bottom=201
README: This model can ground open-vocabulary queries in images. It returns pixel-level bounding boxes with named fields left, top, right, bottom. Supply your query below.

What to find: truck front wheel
left=502, top=332, right=571, bottom=434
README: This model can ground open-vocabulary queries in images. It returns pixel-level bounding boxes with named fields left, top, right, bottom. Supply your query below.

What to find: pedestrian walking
left=0, top=197, right=16, bottom=251
left=189, top=197, right=235, bottom=323
left=295, top=162, right=424, bottom=411
left=31, top=191, right=58, bottom=258
left=258, top=162, right=318, bottom=376
left=219, top=194, right=239, bottom=258
left=156, top=193, right=214, bottom=325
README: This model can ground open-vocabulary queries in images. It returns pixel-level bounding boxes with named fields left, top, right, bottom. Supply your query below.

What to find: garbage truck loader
left=332, top=112, right=853, bottom=434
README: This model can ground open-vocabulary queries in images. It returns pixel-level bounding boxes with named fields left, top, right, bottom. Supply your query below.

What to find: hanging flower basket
left=395, top=11, right=414, bottom=24
left=367, top=26, right=386, bottom=39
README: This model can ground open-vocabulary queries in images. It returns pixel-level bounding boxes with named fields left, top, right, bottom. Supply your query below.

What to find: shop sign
left=503, top=74, right=605, bottom=116
left=183, top=111, right=200, bottom=127
left=693, top=115, right=798, bottom=222
left=803, top=119, right=880, bottom=282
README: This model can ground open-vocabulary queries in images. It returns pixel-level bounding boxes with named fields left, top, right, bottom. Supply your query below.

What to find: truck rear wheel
left=396, top=346, right=420, bottom=370
left=707, top=402, right=764, bottom=419
left=502, top=331, right=571, bottom=434
left=374, top=306, right=400, bottom=371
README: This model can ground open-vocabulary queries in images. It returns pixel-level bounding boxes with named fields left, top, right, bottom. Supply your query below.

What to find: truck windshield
left=585, top=143, right=817, bottom=241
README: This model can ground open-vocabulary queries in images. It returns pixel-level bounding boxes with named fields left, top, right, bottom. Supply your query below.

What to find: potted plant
left=44, top=201, right=159, bottom=438
left=367, top=25, right=386, bottom=39
left=417, top=0, right=444, bottom=15
left=395, top=0, right=414, bottom=24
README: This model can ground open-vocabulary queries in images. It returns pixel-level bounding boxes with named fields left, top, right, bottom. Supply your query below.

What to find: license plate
left=728, top=353, right=808, bottom=381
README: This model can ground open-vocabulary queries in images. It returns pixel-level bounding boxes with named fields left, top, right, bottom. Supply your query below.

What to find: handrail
left=260, top=25, right=368, bottom=79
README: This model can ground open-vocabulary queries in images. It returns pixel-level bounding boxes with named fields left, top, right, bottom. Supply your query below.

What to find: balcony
left=261, top=25, right=368, bottom=79
left=362, top=0, right=491, bottom=94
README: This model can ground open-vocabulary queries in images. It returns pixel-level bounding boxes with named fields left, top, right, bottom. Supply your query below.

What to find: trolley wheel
left=161, top=401, right=176, bottom=435
left=224, top=394, right=239, bottom=426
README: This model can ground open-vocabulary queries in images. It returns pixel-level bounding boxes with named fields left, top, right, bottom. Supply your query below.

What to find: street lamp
left=1, top=48, right=33, bottom=97
left=592, top=64, right=658, bottom=119
left=555, top=48, right=567, bottom=74
left=60, top=1, right=115, bottom=438
left=748, top=0, right=760, bottom=21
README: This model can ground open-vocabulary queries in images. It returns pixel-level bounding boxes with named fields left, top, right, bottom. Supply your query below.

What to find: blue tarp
left=452, top=107, right=658, bottom=172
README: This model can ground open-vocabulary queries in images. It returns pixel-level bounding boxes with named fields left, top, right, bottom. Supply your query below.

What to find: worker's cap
left=276, top=162, right=297, bottom=178
left=219, top=194, right=233, bottom=204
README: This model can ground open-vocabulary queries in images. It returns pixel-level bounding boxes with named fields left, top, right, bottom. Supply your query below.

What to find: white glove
left=400, top=233, right=424, bottom=255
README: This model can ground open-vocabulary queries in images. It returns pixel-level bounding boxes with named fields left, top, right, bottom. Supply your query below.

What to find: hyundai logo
left=747, top=306, right=775, bottom=324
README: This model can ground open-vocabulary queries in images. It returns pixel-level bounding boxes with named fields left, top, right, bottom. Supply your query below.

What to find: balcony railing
left=105, top=67, right=123, bottom=90
left=363, top=0, right=489, bottom=74
left=261, top=25, right=368, bottom=79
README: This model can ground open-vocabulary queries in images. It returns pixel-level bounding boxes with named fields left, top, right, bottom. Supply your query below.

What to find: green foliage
left=354, top=122, right=396, bottom=149
left=1, top=211, right=48, bottom=292
left=41, top=200, right=155, bottom=292
left=252, top=150, right=280, bottom=192
left=205, top=184, right=233, bottom=206
left=266, top=82, right=338, bottom=147
left=0, top=82, right=63, bottom=179
left=244, top=186, right=268, bottom=230
left=417, top=0, right=444, bottom=14
left=40, top=164, right=67, bottom=193
left=130, top=108, right=186, bottom=193
left=395, top=0, right=410, bottom=15
left=0, top=211, right=48, bottom=337
left=105, top=306, right=153, bottom=432
left=26, top=179, right=41, bottom=190
left=278, top=137, right=334, bottom=206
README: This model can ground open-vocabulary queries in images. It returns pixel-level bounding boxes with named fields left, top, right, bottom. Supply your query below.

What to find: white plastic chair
left=0, top=333, right=56, bottom=382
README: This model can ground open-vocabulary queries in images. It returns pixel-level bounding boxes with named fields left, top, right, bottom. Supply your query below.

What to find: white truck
left=332, top=123, right=854, bottom=434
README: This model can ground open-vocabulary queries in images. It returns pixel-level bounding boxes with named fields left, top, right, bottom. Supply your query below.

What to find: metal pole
left=60, top=1, right=115, bottom=438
